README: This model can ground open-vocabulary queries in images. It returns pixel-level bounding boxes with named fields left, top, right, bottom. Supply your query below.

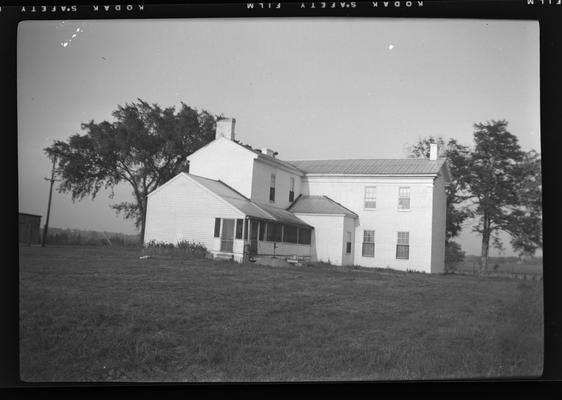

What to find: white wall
left=294, top=214, right=345, bottom=265
left=430, top=174, right=447, bottom=273
left=187, top=138, right=256, bottom=198
left=144, top=174, right=244, bottom=251
left=302, top=176, right=436, bottom=272
left=251, top=159, right=303, bottom=209
left=341, top=216, right=357, bottom=266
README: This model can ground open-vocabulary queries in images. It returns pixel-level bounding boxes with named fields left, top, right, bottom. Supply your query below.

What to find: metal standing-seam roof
left=254, top=201, right=313, bottom=228
left=287, top=158, right=448, bottom=175
left=189, top=174, right=312, bottom=228
left=288, top=195, right=358, bottom=218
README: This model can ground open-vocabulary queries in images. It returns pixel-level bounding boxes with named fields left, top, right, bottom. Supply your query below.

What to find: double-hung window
left=364, top=187, right=377, bottom=209
left=289, top=177, right=295, bottom=202
left=398, top=187, right=410, bottom=210
left=396, top=232, right=410, bottom=259
left=362, top=230, right=375, bottom=257
left=269, top=174, right=276, bottom=202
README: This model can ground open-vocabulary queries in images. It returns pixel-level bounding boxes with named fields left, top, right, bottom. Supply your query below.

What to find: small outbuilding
left=19, top=213, right=42, bottom=245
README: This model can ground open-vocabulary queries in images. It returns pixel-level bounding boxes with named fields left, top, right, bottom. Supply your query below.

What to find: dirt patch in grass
left=19, top=246, right=543, bottom=382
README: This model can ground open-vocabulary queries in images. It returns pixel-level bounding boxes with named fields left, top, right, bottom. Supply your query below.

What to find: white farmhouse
left=144, top=118, right=451, bottom=273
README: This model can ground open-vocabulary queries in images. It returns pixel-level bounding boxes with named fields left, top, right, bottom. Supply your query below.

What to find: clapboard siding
left=302, top=176, right=435, bottom=271
left=431, top=173, right=447, bottom=273
left=145, top=174, right=243, bottom=250
left=187, top=138, right=256, bottom=198
left=251, top=159, right=302, bottom=209
left=294, top=214, right=345, bottom=265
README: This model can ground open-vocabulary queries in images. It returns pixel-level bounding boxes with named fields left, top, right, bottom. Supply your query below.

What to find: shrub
left=144, top=240, right=208, bottom=259
left=445, top=241, right=465, bottom=273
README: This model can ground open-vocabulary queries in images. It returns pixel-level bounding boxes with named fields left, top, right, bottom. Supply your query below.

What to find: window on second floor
left=364, top=186, right=377, bottom=209
left=269, top=174, right=276, bottom=202
left=289, top=177, right=295, bottom=202
left=398, top=187, right=411, bottom=210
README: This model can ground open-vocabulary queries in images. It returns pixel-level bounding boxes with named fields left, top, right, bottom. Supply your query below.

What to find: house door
left=249, top=220, right=259, bottom=254
left=220, top=219, right=235, bottom=252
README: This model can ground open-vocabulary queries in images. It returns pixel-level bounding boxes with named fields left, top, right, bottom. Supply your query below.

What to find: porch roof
left=255, top=202, right=313, bottom=229
left=189, top=174, right=312, bottom=228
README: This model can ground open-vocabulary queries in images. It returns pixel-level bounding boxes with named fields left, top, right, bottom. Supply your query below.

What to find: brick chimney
left=215, top=118, right=236, bottom=141
left=429, top=143, right=438, bottom=161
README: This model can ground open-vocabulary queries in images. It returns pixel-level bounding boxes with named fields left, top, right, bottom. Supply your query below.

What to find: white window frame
left=398, top=187, right=411, bottom=211
left=364, top=186, right=377, bottom=210
left=362, top=230, right=375, bottom=258
left=396, top=231, right=410, bottom=259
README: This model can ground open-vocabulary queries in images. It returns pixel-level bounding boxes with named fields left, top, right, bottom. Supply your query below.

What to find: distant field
left=456, top=261, right=543, bottom=276
left=19, top=246, right=543, bottom=382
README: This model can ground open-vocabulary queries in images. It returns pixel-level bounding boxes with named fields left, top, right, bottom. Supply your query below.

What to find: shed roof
left=189, top=174, right=312, bottom=228
left=288, top=196, right=358, bottom=218
left=255, top=201, right=314, bottom=228
left=288, top=158, right=448, bottom=175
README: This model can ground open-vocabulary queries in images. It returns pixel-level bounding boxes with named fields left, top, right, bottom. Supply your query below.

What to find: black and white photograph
left=14, top=3, right=546, bottom=384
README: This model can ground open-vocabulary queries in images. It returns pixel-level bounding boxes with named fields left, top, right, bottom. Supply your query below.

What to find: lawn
left=19, top=245, right=543, bottom=382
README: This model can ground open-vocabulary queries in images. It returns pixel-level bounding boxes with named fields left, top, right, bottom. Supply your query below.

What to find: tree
left=408, top=136, right=472, bottom=272
left=45, top=99, right=218, bottom=244
left=464, top=120, right=528, bottom=272
left=502, top=149, right=542, bottom=257
left=444, top=241, right=466, bottom=273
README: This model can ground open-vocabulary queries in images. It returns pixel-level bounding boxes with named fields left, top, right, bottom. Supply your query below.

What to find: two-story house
left=144, top=118, right=451, bottom=273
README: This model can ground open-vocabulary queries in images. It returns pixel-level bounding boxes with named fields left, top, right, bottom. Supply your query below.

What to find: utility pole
left=41, top=156, right=58, bottom=247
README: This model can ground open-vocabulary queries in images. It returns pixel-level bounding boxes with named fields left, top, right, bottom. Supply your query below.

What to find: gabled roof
left=188, top=174, right=312, bottom=228
left=288, top=195, right=358, bottom=218
left=189, top=175, right=273, bottom=221
left=288, top=158, right=448, bottom=176
left=187, top=137, right=304, bottom=175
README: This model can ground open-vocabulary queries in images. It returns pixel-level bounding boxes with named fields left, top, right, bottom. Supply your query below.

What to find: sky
left=17, top=18, right=540, bottom=256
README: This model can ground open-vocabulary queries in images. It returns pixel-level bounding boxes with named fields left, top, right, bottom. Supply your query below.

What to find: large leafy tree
left=45, top=99, right=218, bottom=244
left=408, top=136, right=472, bottom=271
left=501, top=149, right=542, bottom=257
left=464, top=120, right=539, bottom=272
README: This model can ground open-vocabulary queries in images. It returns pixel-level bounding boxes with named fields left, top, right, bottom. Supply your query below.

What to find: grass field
left=456, top=261, right=543, bottom=276
left=19, top=245, right=543, bottom=382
